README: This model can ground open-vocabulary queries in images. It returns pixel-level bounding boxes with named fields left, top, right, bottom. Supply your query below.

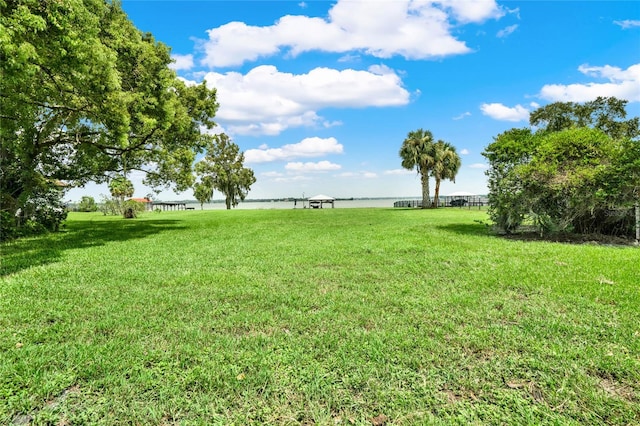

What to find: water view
left=184, top=196, right=489, bottom=210
left=187, top=198, right=407, bottom=210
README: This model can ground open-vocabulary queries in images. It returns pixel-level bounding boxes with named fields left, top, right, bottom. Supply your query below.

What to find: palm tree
left=431, top=140, right=462, bottom=208
left=108, top=176, right=134, bottom=204
left=108, top=176, right=135, bottom=217
left=399, top=129, right=436, bottom=208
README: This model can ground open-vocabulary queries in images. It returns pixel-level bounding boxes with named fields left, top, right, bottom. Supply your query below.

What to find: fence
left=394, top=196, right=488, bottom=209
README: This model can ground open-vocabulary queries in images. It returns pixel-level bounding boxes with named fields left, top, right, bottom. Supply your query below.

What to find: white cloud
left=338, top=54, right=361, bottom=63
left=460, top=148, right=470, bottom=155
left=201, top=0, right=503, bottom=68
left=614, top=19, right=640, bottom=29
left=245, top=137, right=343, bottom=163
left=453, top=111, right=471, bottom=120
left=577, top=64, right=639, bottom=81
left=261, top=171, right=284, bottom=178
left=539, top=63, right=640, bottom=102
left=298, top=2, right=307, bottom=9
left=480, top=103, right=530, bottom=121
left=496, top=24, right=518, bottom=38
left=169, top=54, right=194, bottom=71
left=285, top=161, right=342, bottom=172
left=507, top=7, right=521, bottom=20
left=200, top=65, right=409, bottom=135
left=323, top=120, right=343, bottom=128
left=384, top=168, right=415, bottom=175
left=468, top=163, right=489, bottom=169
left=434, top=0, right=505, bottom=23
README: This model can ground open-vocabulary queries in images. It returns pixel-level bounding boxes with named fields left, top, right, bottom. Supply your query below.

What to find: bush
left=123, top=200, right=145, bottom=218
left=99, top=196, right=145, bottom=218
left=1, top=185, right=68, bottom=241
left=21, top=187, right=67, bottom=232
left=484, top=124, right=639, bottom=238
left=77, top=196, right=98, bottom=212
left=0, top=211, right=19, bottom=240
left=100, top=197, right=120, bottom=216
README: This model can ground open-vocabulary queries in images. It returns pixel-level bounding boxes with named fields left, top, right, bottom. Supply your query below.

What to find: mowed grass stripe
left=1, top=208, right=638, bottom=424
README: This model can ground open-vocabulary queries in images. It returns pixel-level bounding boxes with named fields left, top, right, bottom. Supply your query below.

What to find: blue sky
left=67, top=0, right=640, bottom=202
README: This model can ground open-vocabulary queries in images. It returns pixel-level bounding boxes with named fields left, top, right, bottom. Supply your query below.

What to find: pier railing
left=394, top=196, right=488, bottom=209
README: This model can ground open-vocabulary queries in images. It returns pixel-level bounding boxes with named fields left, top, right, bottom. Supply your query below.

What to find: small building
left=308, top=194, right=335, bottom=209
left=128, top=197, right=154, bottom=211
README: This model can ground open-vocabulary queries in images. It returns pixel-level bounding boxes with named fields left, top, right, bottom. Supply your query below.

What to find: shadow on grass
left=438, top=222, right=637, bottom=247
left=436, top=222, right=490, bottom=237
left=0, top=218, right=185, bottom=277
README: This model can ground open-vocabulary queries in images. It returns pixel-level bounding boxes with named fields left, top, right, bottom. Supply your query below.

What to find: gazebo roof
left=308, top=194, right=335, bottom=201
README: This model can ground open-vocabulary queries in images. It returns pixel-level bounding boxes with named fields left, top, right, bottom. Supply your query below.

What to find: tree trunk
left=420, top=170, right=431, bottom=209
left=433, top=178, right=441, bottom=208
left=225, top=197, right=231, bottom=210
left=635, top=202, right=639, bottom=245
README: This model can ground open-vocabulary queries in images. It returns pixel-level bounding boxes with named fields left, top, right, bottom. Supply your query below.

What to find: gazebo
left=308, top=194, right=335, bottom=209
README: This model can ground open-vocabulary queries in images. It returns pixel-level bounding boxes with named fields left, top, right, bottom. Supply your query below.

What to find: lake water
left=186, top=198, right=410, bottom=210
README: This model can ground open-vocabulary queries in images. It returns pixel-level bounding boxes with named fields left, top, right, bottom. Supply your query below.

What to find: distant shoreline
left=149, top=196, right=487, bottom=204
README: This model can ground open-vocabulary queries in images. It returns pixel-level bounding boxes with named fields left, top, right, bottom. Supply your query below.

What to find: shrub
left=1, top=185, right=68, bottom=241
left=21, top=186, right=68, bottom=232
left=99, top=196, right=145, bottom=218
left=77, top=196, right=98, bottom=212
left=484, top=119, right=639, bottom=238
left=123, top=200, right=145, bottom=218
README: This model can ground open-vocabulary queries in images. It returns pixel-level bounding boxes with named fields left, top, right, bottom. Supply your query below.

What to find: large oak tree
left=1, top=0, right=218, bottom=234
left=195, top=134, right=256, bottom=210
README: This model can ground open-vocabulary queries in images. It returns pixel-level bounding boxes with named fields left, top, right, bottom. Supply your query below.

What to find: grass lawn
left=1, top=208, right=638, bottom=425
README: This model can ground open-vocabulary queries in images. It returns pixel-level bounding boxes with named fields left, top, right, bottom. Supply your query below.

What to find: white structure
left=308, top=194, right=335, bottom=209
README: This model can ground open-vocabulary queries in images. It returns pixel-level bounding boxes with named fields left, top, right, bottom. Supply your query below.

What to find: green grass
left=1, top=208, right=638, bottom=425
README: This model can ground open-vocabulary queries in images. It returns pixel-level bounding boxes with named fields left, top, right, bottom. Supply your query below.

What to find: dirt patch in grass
left=370, top=413, right=389, bottom=425
left=442, top=388, right=480, bottom=404
left=12, top=386, right=80, bottom=425
left=504, top=380, right=546, bottom=404
left=599, top=378, right=637, bottom=402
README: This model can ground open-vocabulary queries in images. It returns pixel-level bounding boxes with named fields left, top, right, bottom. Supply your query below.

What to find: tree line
left=399, top=97, right=639, bottom=239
